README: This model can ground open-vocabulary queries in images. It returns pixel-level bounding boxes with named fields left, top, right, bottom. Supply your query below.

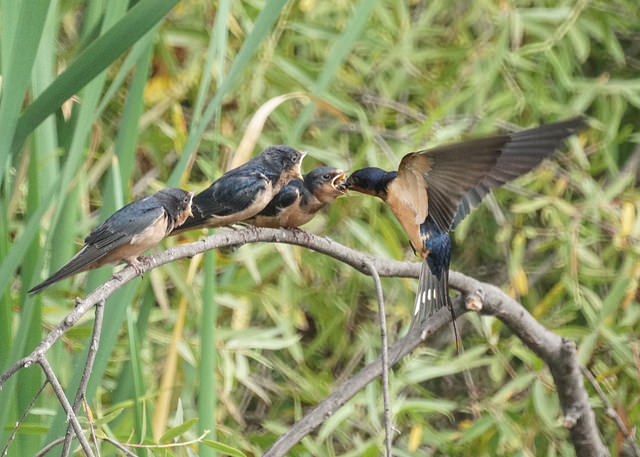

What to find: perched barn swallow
left=172, top=145, right=306, bottom=234
left=29, top=188, right=194, bottom=294
left=344, top=117, right=586, bottom=328
left=246, top=166, right=347, bottom=228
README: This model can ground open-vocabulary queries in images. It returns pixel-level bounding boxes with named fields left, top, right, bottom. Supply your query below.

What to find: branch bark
left=1, top=228, right=609, bottom=457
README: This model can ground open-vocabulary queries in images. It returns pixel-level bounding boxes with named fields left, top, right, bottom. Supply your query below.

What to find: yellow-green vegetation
left=1, top=0, right=639, bottom=456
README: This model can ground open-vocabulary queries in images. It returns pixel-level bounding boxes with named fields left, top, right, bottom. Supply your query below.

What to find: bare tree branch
left=102, top=437, right=138, bottom=457
left=62, top=300, right=105, bottom=457
left=365, top=261, right=393, bottom=456
left=1, top=380, right=48, bottom=457
left=34, top=437, right=65, bottom=457
left=38, top=358, right=95, bottom=457
left=581, top=366, right=639, bottom=457
left=1, top=228, right=609, bottom=456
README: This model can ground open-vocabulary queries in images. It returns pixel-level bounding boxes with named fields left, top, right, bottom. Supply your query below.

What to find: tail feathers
left=413, top=260, right=449, bottom=322
left=410, top=260, right=459, bottom=350
left=28, top=245, right=99, bottom=294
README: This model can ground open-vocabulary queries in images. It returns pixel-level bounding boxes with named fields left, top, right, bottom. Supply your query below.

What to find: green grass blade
left=126, top=305, right=147, bottom=444
left=0, top=0, right=50, bottom=185
left=200, top=250, right=219, bottom=457
left=0, top=187, right=58, bottom=296
left=287, top=0, right=379, bottom=144
left=168, top=0, right=288, bottom=187
left=192, top=0, right=232, bottom=126
left=10, top=0, right=180, bottom=154
left=94, top=24, right=159, bottom=123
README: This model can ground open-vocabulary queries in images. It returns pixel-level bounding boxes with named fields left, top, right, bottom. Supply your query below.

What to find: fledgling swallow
left=172, top=145, right=306, bottom=234
left=29, top=188, right=194, bottom=294
left=246, top=166, right=347, bottom=228
left=344, top=117, right=586, bottom=328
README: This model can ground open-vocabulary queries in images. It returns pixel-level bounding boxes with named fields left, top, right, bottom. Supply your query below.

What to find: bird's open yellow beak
left=187, top=192, right=195, bottom=217
left=331, top=172, right=348, bottom=194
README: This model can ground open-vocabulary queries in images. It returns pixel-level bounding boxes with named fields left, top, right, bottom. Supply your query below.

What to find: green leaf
left=201, top=439, right=247, bottom=457
left=159, top=417, right=199, bottom=443
left=459, top=416, right=496, bottom=444
left=11, top=0, right=180, bottom=153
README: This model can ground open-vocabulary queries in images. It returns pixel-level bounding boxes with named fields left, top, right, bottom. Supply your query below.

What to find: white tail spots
left=413, top=291, right=426, bottom=315
left=414, top=288, right=437, bottom=316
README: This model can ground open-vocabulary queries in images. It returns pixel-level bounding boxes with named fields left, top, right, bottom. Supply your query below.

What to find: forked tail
left=409, top=258, right=461, bottom=353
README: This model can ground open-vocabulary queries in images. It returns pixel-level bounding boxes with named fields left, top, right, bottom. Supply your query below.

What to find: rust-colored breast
left=386, top=177, right=429, bottom=259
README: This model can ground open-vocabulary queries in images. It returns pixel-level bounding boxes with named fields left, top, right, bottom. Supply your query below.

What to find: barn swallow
left=344, top=117, right=586, bottom=328
left=29, top=188, right=194, bottom=294
left=172, top=145, right=306, bottom=234
left=246, top=166, right=347, bottom=228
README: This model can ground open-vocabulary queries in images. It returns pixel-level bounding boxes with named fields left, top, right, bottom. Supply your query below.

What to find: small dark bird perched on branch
left=246, top=166, right=347, bottom=228
left=172, top=145, right=307, bottom=234
left=344, top=117, right=586, bottom=332
left=29, top=188, right=194, bottom=294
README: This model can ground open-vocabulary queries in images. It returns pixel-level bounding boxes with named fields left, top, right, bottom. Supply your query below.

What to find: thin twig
left=34, top=437, right=66, bottom=457
left=581, top=366, right=640, bottom=457
left=114, top=430, right=210, bottom=449
left=84, top=396, right=102, bottom=457
left=1, top=380, right=48, bottom=457
left=62, top=300, right=105, bottom=457
left=366, top=261, right=393, bottom=457
left=102, top=437, right=138, bottom=457
left=38, top=358, right=96, bottom=457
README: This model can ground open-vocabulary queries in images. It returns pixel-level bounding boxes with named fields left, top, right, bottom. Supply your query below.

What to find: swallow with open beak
left=172, top=145, right=307, bottom=234
left=344, top=117, right=586, bottom=329
left=246, top=166, right=347, bottom=228
left=29, top=188, right=194, bottom=294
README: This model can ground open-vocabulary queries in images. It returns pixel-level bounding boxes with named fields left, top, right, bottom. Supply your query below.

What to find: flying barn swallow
left=246, top=166, right=347, bottom=228
left=344, top=117, right=586, bottom=329
left=29, top=188, right=194, bottom=294
left=172, top=145, right=306, bottom=234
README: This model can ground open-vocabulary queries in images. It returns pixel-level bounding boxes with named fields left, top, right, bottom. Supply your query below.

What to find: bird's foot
left=129, top=257, right=148, bottom=276
left=286, top=227, right=309, bottom=242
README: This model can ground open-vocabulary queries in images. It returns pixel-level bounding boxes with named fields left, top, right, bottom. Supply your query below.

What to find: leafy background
left=1, top=0, right=639, bottom=456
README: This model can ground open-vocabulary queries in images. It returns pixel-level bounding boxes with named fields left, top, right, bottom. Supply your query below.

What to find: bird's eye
left=323, top=174, right=331, bottom=180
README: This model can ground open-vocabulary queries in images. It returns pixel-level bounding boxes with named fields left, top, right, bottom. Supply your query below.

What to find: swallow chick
left=246, top=166, right=347, bottom=228
left=29, top=188, right=194, bottom=294
left=172, top=145, right=307, bottom=234
left=344, top=117, right=586, bottom=329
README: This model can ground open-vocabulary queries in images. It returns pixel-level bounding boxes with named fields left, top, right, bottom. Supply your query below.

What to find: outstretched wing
left=397, top=135, right=507, bottom=233
left=452, top=116, right=586, bottom=227
left=398, top=116, right=585, bottom=233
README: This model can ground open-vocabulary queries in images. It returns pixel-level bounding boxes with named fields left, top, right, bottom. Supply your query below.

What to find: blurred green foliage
left=1, top=0, right=639, bottom=456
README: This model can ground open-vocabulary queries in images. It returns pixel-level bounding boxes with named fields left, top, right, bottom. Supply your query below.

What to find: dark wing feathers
left=29, top=197, right=166, bottom=293
left=258, top=180, right=302, bottom=217
left=178, top=171, right=270, bottom=231
left=452, top=116, right=585, bottom=226
left=399, top=117, right=584, bottom=232
left=407, top=136, right=509, bottom=232
left=85, top=197, right=165, bottom=247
